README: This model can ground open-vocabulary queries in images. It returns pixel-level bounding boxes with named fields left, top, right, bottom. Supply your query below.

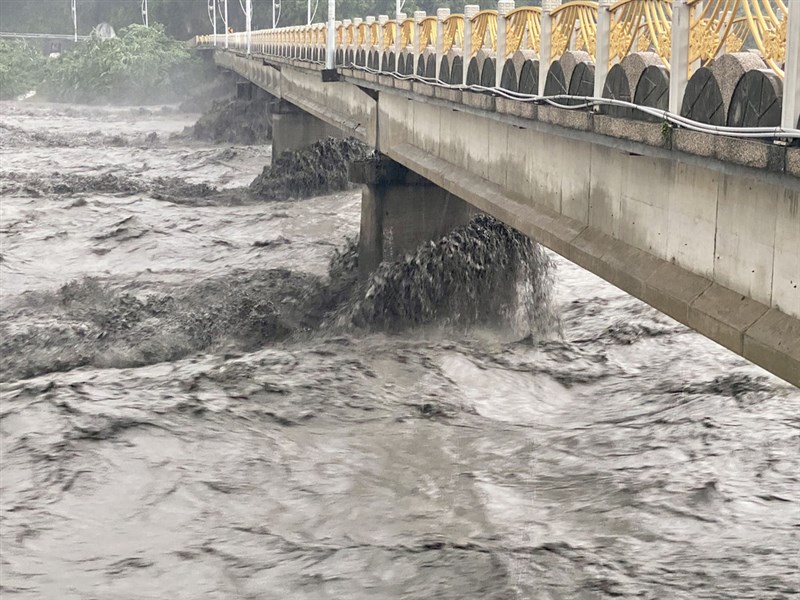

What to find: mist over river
left=1, top=102, right=798, bottom=599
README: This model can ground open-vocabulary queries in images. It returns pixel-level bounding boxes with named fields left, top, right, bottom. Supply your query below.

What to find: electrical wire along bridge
left=194, top=0, right=800, bottom=387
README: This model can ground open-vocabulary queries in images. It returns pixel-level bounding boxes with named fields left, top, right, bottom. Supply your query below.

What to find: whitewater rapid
left=1, top=102, right=798, bottom=599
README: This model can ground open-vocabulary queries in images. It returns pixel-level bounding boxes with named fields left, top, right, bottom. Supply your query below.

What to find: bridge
left=194, top=0, right=799, bottom=387
left=0, top=32, right=88, bottom=54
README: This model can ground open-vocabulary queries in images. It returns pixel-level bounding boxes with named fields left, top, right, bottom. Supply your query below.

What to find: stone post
left=669, top=0, right=690, bottom=114
left=594, top=0, right=612, bottom=100
left=463, top=4, right=480, bottom=86
left=496, top=0, right=514, bottom=88
left=782, top=1, right=800, bottom=129
left=435, top=8, right=450, bottom=81
left=413, top=11, right=426, bottom=76
left=539, top=0, right=561, bottom=95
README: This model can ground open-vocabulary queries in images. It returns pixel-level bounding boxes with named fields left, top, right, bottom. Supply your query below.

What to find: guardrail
left=195, top=0, right=800, bottom=133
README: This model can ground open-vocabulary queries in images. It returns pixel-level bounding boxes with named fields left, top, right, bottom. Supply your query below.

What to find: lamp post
left=212, top=0, right=217, bottom=44
left=224, top=0, right=229, bottom=48
left=72, top=0, right=77, bottom=42
left=326, top=0, right=335, bottom=69
left=246, top=0, right=252, bottom=54
left=142, top=0, right=149, bottom=26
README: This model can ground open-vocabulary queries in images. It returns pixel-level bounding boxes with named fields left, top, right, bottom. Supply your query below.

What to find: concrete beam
left=386, top=141, right=800, bottom=388
left=212, top=50, right=800, bottom=387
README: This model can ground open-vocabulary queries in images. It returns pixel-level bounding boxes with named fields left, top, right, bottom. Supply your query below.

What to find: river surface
left=1, top=102, right=799, bottom=599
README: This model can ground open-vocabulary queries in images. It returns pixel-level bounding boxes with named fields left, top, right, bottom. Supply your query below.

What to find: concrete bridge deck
left=197, top=41, right=799, bottom=387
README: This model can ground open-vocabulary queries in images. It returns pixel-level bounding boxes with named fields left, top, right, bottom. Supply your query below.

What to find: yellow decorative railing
left=443, top=14, right=464, bottom=53
left=400, top=18, right=415, bottom=49
left=370, top=21, right=380, bottom=47
left=551, top=1, right=598, bottom=60
left=420, top=16, right=438, bottom=49
left=470, top=10, right=498, bottom=55
left=195, top=0, right=791, bottom=84
left=383, top=20, right=397, bottom=49
left=505, top=7, right=542, bottom=56
left=740, top=0, right=786, bottom=77
left=357, top=21, right=367, bottom=46
left=608, top=0, right=672, bottom=67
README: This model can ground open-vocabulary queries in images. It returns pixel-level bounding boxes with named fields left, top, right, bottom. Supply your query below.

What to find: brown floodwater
left=1, top=102, right=798, bottom=599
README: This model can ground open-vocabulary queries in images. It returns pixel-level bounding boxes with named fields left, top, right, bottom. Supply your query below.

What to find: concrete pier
left=271, top=100, right=344, bottom=160
left=350, top=156, right=475, bottom=277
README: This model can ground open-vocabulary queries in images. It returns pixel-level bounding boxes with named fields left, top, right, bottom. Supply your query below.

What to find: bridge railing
left=195, top=0, right=800, bottom=133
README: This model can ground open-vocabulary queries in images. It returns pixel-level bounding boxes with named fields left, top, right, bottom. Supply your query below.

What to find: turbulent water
left=1, top=102, right=799, bottom=600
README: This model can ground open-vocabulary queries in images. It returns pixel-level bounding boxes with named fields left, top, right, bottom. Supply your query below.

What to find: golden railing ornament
left=470, top=10, right=498, bottom=54
left=550, top=1, right=598, bottom=60
left=419, top=16, right=437, bottom=48
left=443, top=14, right=464, bottom=53
left=608, top=0, right=672, bottom=67
left=505, top=7, right=542, bottom=56
left=382, top=20, right=396, bottom=49
left=370, top=21, right=380, bottom=47
left=400, top=18, right=414, bottom=49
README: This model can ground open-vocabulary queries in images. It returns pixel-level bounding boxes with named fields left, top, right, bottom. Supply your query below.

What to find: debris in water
left=326, top=215, right=558, bottom=337
left=190, top=97, right=272, bottom=145
left=249, top=137, right=370, bottom=200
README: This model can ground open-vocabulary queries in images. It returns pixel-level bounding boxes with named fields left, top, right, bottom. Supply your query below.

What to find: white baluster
left=594, top=0, right=612, bottom=100
left=497, top=0, right=515, bottom=88
left=539, top=0, right=561, bottom=96
left=435, top=8, right=450, bottom=81
left=413, top=11, right=426, bottom=76
left=464, top=4, right=480, bottom=86
left=669, top=0, right=690, bottom=114
left=782, top=1, right=800, bottom=130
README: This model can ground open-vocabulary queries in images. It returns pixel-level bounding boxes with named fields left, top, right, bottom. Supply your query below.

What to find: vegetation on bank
left=0, top=39, right=47, bottom=100
left=0, top=24, right=203, bottom=103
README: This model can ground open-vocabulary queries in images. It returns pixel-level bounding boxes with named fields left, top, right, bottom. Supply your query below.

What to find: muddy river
left=1, top=102, right=798, bottom=599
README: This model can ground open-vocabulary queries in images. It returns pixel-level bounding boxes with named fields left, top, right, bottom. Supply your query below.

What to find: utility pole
left=308, top=0, right=311, bottom=25
left=142, top=0, right=149, bottom=26
left=71, top=0, right=77, bottom=42
left=325, top=0, right=335, bottom=69
left=272, top=0, right=281, bottom=28
left=246, top=0, right=252, bottom=54
left=224, top=0, right=229, bottom=48
left=212, top=0, right=216, bottom=44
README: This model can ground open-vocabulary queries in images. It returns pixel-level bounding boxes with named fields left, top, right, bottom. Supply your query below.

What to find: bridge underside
left=214, top=51, right=800, bottom=387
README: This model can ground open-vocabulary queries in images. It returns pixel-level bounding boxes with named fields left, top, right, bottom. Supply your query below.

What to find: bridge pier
left=350, top=156, right=475, bottom=278
left=271, top=100, right=343, bottom=161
